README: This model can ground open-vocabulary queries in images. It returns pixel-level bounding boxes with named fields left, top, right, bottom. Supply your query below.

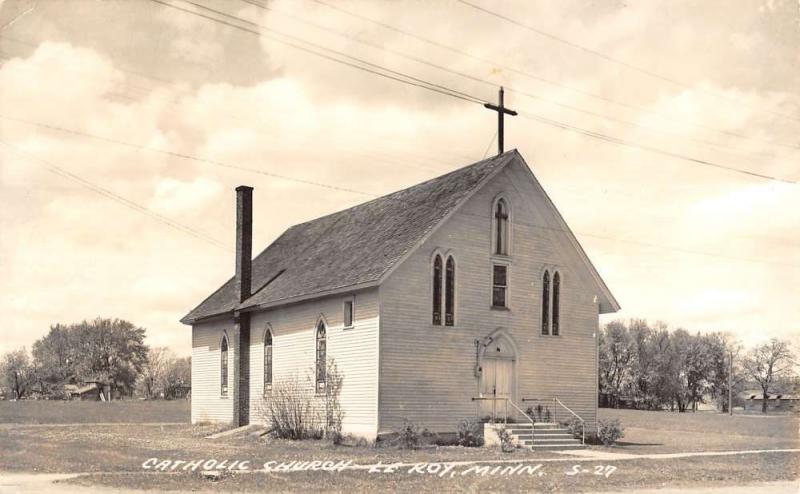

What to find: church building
left=182, top=150, right=619, bottom=439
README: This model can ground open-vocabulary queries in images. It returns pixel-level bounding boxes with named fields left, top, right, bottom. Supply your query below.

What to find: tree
left=742, top=338, right=796, bottom=413
left=137, top=347, right=174, bottom=399
left=599, top=321, right=634, bottom=407
left=32, top=318, right=149, bottom=396
left=1, top=348, right=34, bottom=399
left=164, top=356, right=191, bottom=399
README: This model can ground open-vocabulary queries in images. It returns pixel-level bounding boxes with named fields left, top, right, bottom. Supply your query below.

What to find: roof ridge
left=287, top=150, right=516, bottom=229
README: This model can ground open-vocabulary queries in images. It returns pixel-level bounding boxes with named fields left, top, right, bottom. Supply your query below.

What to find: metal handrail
left=554, top=397, right=585, bottom=445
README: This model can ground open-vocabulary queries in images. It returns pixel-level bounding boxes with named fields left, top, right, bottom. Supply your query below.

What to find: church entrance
left=479, top=331, right=517, bottom=421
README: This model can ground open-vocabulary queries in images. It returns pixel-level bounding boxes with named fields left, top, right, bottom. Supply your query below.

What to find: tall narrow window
left=315, top=321, right=326, bottom=392
left=432, top=255, right=442, bottom=325
left=494, top=199, right=509, bottom=255
left=552, top=272, right=560, bottom=336
left=492, top=264, right=508, bottom=308
left=542, top=271, right=550, bottom=335
left=445, top=256, right=455, bottom=326
left=343, top=299, right=354, bottom=328
left=220, top=335, right=229, bottom=396
left=263, top=330, right=273, bottom=392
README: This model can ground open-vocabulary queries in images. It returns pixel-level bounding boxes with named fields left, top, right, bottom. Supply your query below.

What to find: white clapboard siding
left=379, top=160, right=602, bottom=435
left=191, top=317, right=235, bottom=424
left=248, top=288, right=379, bottom=438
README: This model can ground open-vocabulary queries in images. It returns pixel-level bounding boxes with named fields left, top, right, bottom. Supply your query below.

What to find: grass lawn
left=0, top=399, right=189, bottom=424
left=599, top=408, right=800, bottom=454
left=0, top=404, right=797, bottom=492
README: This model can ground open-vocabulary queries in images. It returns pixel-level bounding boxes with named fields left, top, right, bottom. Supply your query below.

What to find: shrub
left=597, top=418, right=625, bottom=446
left=456, top=418, right=483, bottom=447
left=260, top=377, right=321, bottom=440
left=561, top=416, right=584, bottom=439
left=258, top=359, right=344, bottom=441
left=322, top=360, right=344, bottom=444
left=395, top=419, right=421, bottom=449
left=498, top=427, right=515, bottom=453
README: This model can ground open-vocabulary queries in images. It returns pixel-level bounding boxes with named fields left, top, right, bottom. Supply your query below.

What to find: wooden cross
left=484, top=86, right=517, bottom=155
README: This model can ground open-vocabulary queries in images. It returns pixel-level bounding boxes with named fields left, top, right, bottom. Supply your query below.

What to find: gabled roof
left=182, top=151, right=516, bottom=324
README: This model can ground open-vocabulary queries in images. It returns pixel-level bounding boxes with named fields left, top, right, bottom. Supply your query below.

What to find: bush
left=258, top=359, right=344, bottom=442
left=395, top=419, right=421, bottom=449
left=498, top=427, right=515, bottom=453
left=560, top=416, right=584, bottom=439
left=597, top=418, right=625, bottom=446
left=260, top=377, right=321, bottom=440
left=456, top=418, right=483, bottom=447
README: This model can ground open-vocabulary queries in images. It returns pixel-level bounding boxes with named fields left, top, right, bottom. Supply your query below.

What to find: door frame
left=477, top=328, right=519, bottom=419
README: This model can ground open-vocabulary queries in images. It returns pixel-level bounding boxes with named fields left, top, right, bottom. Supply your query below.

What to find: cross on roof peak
left=483, top=86, right=517, bottom=156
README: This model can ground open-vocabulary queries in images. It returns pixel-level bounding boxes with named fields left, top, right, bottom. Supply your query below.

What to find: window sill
left=490, top=306, right=510, bottom=311
left=343, top=325, right=354, bottom=330
left=220, top=395, right=229, bottom=399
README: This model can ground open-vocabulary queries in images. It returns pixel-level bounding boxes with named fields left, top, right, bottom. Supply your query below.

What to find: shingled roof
left=181, top=150, right=516, bottom=324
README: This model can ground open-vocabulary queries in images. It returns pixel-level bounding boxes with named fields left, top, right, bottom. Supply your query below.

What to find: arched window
left=445, top=256, right=455, bottom=326
left=494, top=199, right=509, bottom=255
left=432, top=255, right=443, bottom=325
left=552, top=272, right=560, bottom=336
left=315, top=321, right=326, bottom=392
left=220, top=334, right=229, bottom=396
left=541, top=271, right=550, bottom=335
left=263, top=329, right=273, bottom=392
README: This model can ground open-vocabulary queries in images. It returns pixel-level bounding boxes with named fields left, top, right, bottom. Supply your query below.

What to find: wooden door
left=480, top=358, right=514, bottom=420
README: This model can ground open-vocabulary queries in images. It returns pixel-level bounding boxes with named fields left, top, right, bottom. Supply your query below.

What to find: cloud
left=1, top=0, right=798, bottom=358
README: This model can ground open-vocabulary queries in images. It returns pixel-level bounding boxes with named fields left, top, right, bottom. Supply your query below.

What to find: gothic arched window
left=315, top=321, right=326, bottom=392
left=542, top=271, right=550, bottom=335
left=432, top=255, right=443, bottom=325
left=445, top=256, right=455, bottom=326
left=494, top=199, right=509, bottom=255
left=220, top=334, right=229, bottom=396
left=263, top=329, right=273, bottom=392
left=552, top=272, right=561, bottom=336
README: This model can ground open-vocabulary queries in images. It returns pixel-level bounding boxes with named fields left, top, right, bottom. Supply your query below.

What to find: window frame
left=432, top=254, right=443, bottom=325
left=491, top=196, right=512, bottom=257
left=552, top=271, right=561, bottom=336
left=444, top=255, right=456, bottom=326
left=220, top=333, right=229, bottom=397
left=343, top=297, right=355, bottom=329
left=491, top=262, right=509, bottom=309
left=541, top=270, right=550, bottom=335
left=315, top=320, right=327, bottom=393
left=263, top=327, right=273, bottom=394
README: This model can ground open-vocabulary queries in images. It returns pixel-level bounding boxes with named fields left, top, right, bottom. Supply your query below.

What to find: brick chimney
left=235, top=185, right=253, bottom=303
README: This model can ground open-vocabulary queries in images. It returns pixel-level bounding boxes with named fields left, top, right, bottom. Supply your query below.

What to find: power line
left=7, top=114, right=798, bottom=270
left=149, top=0, right=484, bottom=105
left=455, top=0, right=800, bottom=125
left=0, top=114, right=379, bottom=197
left=150, top=0, right=797, bottom=185
left=236, top=0, right=787, bottom=161
left=311, top=0, right=800, bottom=153
left=515, top=110, right=797, bottom=184
left=0, top=141, right=230, bottom=250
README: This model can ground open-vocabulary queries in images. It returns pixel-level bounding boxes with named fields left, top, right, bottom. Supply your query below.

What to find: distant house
left=744, top=391, right=800, bottom=413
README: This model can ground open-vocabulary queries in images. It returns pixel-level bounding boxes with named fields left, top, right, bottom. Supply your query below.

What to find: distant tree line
left=599, top=319, right=797, bottom=413
left=0, top=318, right=189, bottom=400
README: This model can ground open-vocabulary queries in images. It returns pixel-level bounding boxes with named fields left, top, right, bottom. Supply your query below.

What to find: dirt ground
left=0, top=404, right=797, bottom=492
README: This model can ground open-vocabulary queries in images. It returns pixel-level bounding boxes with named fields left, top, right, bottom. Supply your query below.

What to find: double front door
left=480, top=357, right=513, bottom=420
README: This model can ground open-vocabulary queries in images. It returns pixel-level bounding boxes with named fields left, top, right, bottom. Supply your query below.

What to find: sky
left=0, top=0, right=798, bottom=357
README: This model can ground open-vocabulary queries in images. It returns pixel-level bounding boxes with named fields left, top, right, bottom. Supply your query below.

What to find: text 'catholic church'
left=182, top=150, right=619, bottom=439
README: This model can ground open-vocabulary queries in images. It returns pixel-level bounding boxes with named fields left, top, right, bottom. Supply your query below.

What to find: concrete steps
left=505, top=423, right=584, bottom=450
